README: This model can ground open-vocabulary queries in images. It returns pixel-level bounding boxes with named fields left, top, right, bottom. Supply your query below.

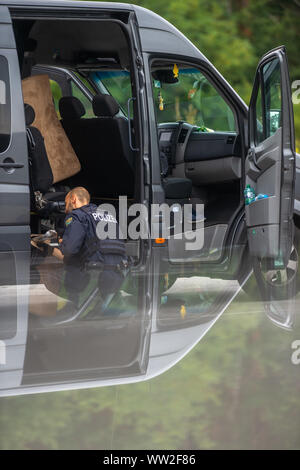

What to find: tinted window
left=89, top=70, right=132, bottom=116
left=254, top=58, right=282, bottom=144
left=151, top=62, right=236, bottom=132
left=71, top=81, right=94, bottom=118
left=0, top=56, right=11, bottom=153
left=49, top=79, right=63, bottom=117
left=262, top=58, right=282, bottom=138
left=49, top=79, right=62, bottom=115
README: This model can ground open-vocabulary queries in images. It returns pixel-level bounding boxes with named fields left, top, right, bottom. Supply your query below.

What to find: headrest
left=92, top=94, right=119, bottom=117
left=24, top=103, right=35, bottom=126
left=24, top=38, right=37, bottom=53
left=59, top=96, right=86, bottom=120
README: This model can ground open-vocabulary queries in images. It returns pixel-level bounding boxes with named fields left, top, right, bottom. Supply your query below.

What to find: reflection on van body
left=1, top=263, right=244, bottom=395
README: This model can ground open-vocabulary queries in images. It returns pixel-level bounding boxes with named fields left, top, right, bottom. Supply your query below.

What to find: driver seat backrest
left=22, top=74, right=81, bottom=184
left=58, top=96, right=90, bottom=191
left=24, top=103, right=68, bottom=216
left=60, top=94, right=135, bottom=199
left=25, top=103, right=53, bottom=195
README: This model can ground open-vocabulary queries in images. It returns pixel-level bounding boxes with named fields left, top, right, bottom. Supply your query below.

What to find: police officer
left=42, top=186, right=127, bottom=312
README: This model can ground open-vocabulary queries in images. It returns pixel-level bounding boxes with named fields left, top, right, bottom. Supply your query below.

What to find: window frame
left=149, top=57, right=239, bottom=134
left=145, top=54, right=244, bottom=187
left=0, top=55, right=11, bottom=154
left=251, top=56, right=284, bottom=148
left=262, top=58, right=282, bottom=140
left=70, top=79, right=95, bottom=119
left=86, top=69, right=132, bottom=118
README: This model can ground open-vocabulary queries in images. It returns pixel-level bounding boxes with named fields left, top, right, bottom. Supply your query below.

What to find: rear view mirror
left=152, top=69, right=179, bottom=84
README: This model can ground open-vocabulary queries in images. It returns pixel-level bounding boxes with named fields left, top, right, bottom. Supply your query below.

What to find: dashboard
left=158, top=122, right=242, bottom=184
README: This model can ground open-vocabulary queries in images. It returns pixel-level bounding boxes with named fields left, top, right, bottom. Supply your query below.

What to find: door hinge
left=136, top=55, right=143, bottom=67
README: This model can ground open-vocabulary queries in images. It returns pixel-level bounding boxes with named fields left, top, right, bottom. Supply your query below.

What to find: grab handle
left=127, top=97, right=139, bottom=152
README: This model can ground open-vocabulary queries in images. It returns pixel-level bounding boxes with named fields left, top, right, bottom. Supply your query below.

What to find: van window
left=0, top=56, right=11, bottom=153
left=71, top=81, right=94, bottom=118
left=49, top=79, right=63, bottom=117
left=262, top=58, right=282, bottom=138
left=151, top=62, right=236, bottom=132
left=89, top=70, right=132, bottom=116
left=254, top=58, right=281, bottom=144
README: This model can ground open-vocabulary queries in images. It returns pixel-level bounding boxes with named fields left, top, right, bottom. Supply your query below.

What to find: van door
left=245, top=46, right=297, bottom=321
left=0, top=6, right=30, bottom=390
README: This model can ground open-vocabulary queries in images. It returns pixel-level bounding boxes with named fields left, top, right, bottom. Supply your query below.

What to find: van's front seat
left=25, top=103, right=67, bottom=210
left=59, top=94, right=135, bottom=199
left=58, top=96, right=90, bottom=191
left=159, top=147, right=193, bottom=206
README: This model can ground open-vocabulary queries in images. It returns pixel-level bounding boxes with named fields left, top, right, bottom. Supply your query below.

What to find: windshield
left=151, top=66, right=236, bottom=132
left=88, top=70, right=132, bottom=116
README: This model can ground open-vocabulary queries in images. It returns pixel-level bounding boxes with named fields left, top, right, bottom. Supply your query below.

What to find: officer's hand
left=30, top=240, right=43, bottom=252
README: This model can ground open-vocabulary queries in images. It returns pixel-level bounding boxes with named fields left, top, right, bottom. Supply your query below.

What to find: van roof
left=3, top=0, right=134, bottom=11
left=3, top=1, right=178, bottom=36
left=4, top=0, right=213, bottom=76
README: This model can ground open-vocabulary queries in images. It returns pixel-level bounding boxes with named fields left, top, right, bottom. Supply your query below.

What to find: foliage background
left=1, top=291, right=300, bottom=450
left=91, top=0, right=300, bottom=149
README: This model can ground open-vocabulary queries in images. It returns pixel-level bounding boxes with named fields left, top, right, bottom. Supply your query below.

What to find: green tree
left=84, top=0, right=300, bottom=147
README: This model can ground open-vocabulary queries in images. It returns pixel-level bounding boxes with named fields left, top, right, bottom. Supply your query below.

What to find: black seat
left=25, top=104, right=52, bottom=194
left=25, top=103, right=66, bottom=211
left=57, top=96, right=86, bottom=190
left=59, top=95, right=135, bottom=199
left=159, top=147, right=192, bottom=205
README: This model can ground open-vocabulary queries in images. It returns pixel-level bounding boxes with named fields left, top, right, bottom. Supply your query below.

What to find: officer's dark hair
left=67, top=187, right=90, bottom=204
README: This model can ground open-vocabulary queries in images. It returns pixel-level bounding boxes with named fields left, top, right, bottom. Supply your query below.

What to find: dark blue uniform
left=60, top=203, right=126, bottom=267
left=46, top=203, right=126, bottom=306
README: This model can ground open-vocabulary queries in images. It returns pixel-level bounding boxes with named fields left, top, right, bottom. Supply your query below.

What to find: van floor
left=194, top=180, right=241, bottom=227
left=204, top=195, right=241, bottom=227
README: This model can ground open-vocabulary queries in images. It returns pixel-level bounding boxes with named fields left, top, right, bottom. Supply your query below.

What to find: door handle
left=0, top=163, right=24, bottom=169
